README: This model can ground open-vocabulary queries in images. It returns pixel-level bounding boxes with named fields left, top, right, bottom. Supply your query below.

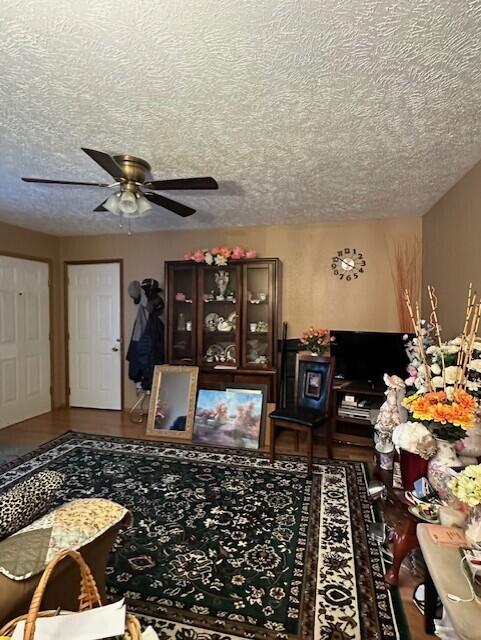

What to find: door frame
left=64, top=259, right=124, bottom=410
left=0, top=251, right=54, bottom=408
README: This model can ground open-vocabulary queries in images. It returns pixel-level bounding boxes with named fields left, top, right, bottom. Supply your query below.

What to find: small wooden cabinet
left=165, top=258, right=281, bottom=402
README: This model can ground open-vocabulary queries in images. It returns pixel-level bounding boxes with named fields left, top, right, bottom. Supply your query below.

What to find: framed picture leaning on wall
left=146, top=365, right=198, bottom=440
left=193, top=383, right=267, bottom=449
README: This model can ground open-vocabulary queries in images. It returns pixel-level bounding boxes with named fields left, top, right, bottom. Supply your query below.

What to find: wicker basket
left=0, top=549, right=141, bottom=640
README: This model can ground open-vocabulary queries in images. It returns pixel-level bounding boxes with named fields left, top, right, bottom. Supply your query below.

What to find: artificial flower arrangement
left=392, top=421, right=437, bottom=460
left=449, top=464, right=481, bottom=507
left=402, top=285, right=480, bottom=443
left=184, top=246, right=257, bottom=266
left=299, top=327, right=335, bottom=355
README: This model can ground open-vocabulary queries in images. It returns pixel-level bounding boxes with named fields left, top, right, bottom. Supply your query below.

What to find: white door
left=68, top=262, right=122, bottom=410
left=0, top=256, right=51, bottom=429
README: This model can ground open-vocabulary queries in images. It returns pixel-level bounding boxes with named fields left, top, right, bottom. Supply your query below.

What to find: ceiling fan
left=22, top=148, right=218, bottom=219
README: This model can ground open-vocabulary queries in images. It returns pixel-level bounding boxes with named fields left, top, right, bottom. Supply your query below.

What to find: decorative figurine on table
left=375, top=374, right=408, bottom=465
left=214, top=270, right=229, bottom=299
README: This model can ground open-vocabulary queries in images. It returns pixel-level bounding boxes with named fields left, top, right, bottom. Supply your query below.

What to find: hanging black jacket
left=127, top=311, right=165, bottom=391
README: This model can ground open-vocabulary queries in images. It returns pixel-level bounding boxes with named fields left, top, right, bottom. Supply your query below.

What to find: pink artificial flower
left=231, top=246, right=245, bottom=259
left=211, top=246, right=222, bottom=256
left=245, top=249, right=257, bottom=259
left=192, top=249, right=205, bottom=263
left=219, top=246, right=231, bottom=258
left=184, top=252, right=194, bottom=260
left=407, top=365, right=418, bottom=378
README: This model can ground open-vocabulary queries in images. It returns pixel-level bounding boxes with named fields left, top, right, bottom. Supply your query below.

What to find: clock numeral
left=359, top=268, right=364, bottom=273
left=360, top=261, right=366, bottom=266
left=337, top=250, right=343, bottom=257
left=331, top=263, right=338, bottom=269
left=333, top=269, right=339, bottom=275
left=346, top=275, right=352, bottom=281
left=332, top=256, right=339, bottom=262
left=353, top=273, right=359, bottom=279
left=357, top=253, right=364, bottom=258
left=344, top=248, right=350, bottom=254
left=339, top=273, right=344, bottom=279
left=352, top=248, right=357, bottom=254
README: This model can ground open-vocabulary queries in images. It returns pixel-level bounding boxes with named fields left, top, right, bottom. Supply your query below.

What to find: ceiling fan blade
left=94, top=200, right=108, bottom=212
left=22, top=177, right=109, bottom=187
left=144, top=192, right=196, bottom=217
left=144, top=177, right=218, bottom=190
left=81, top=148, right=127, bottom=181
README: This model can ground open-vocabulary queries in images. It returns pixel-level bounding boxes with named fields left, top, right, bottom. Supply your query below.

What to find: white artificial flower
left=431, top=376, right=444, bottom=389
left=418, top=364, right=427, bottom=377
left=446, top=386, right=455, bottom=401
left=214, top=255, right=228, bottom=266
left=467, top=380, right=480, bottom=391
left=472, top=341, right=481, bottom=352
left=403, top=334, right=409, bottom=341
left=445, top=366, right=460, bottom=384
left=468, top=359, right=481, bottom=373
left=426, top=345, right=440, bottom=355
left=204, top=252, right=214, bottom=265
left=442, top=345, right=460, bottom=354
left=430, top=363, right=441, bottom=375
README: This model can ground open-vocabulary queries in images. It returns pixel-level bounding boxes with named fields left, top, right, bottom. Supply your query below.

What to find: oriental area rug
left=0, top=432, right=408, bottom=640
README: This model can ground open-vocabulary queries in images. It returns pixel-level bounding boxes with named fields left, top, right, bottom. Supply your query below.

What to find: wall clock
left=331, top=248, right=366, bottom=281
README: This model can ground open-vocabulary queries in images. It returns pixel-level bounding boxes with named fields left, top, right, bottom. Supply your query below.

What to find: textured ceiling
left=1, top=0, right=481, bottom=236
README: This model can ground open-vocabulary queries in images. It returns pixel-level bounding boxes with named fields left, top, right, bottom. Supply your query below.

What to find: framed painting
left=193, top=384, right=266, bottom=449
left=146, top=365, right=198, bottom=440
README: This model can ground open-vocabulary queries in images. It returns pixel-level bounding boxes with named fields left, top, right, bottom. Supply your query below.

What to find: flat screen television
left=331, top=330, right=410, bottom=385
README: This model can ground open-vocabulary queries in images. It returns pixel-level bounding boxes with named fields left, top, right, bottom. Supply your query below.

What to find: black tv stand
left=333, top=379, right=384, bottom=446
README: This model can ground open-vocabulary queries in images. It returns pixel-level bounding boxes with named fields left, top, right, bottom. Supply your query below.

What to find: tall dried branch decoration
left=390, top=239, right=421, bottom=333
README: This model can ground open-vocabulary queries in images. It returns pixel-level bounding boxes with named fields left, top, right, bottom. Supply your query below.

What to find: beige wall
left=60, top=216, right=421, bottom=408
left=422, top=159, right=481, bottom=337
left=0, top=221, right=63, bottom=407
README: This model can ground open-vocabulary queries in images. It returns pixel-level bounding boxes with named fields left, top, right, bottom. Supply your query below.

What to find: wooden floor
left=0, top=408, right=428, bottom=639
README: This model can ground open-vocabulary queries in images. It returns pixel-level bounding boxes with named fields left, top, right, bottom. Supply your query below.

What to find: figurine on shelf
left=375, top=373, right=408, bottom=450
left=215, top=270, right=229, bottom=299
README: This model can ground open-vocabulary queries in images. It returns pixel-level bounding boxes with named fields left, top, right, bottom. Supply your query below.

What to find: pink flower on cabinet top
left=245, top=249, right=257, bottom=259
left=192, top=249, right=205, bottom=263
left=210, top=246, right=222, bottom=256
left=184, top=251, right=193, bottom=260
left=231, top=246, right=245, bottom=259
left=219, top=246, right=231, bottom=258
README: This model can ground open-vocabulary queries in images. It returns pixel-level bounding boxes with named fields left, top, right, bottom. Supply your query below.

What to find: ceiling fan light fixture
left=104, top=192, right=122, bottom=215
left=119, top=190, right=138, bottom=215
left=136, top=193, right=153, bottom=217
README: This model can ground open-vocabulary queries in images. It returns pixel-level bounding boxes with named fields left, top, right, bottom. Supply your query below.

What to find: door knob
left=112, top=346, right=119, bottom=352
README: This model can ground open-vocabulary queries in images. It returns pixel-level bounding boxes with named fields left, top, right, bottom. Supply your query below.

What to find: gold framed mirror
left=146, top=365, right=199, bottom=440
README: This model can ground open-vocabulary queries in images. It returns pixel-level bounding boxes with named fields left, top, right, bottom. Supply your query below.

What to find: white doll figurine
left=375, top=374, right=408, bottom=447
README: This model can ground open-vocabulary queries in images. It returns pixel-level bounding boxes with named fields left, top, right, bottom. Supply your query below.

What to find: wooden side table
left=375, top=464, right=421, bottom=586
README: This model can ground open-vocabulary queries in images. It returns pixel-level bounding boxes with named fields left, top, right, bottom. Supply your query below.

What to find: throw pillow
left=0, top=469, right=64, bottom=541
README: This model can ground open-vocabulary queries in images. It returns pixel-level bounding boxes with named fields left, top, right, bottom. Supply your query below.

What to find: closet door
left=67, top=262, right=122, bottom=410
left=0, top=256, right=51, bottom=429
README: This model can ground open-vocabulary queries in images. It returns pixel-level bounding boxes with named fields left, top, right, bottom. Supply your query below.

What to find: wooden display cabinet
left=165, top=258, right=281, bottom=402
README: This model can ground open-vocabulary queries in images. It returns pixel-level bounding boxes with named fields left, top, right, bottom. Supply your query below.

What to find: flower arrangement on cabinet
left=299, top=327, right=335, bottom=356
left=184, top=246, right=257, bottom=266
left=402, top=285, right=480, bottom=443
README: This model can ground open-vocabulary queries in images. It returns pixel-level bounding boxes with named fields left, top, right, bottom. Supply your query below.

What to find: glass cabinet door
left=198, top=265, right=241, bottom=368
left=242, top=262, right=275, bottom=368
left=168, top=265, right=196, bottom=364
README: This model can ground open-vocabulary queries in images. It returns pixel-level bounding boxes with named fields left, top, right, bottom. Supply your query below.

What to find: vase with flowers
left=402, top=285, right=480, bottom=498
left=299, top=327, right=335, bottom=356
